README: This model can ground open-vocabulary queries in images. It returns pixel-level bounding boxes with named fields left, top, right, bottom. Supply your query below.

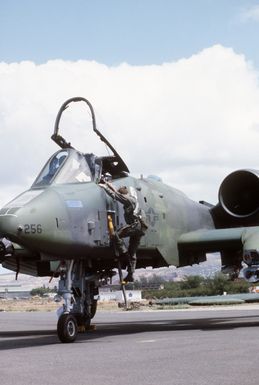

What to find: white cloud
left=240, top=5, right=259, bottom=22
left=0, top=45, right=259, bottom=206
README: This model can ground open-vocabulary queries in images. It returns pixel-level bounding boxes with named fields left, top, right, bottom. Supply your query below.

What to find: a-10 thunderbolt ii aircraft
left=0, top=96, right=259, bottom=342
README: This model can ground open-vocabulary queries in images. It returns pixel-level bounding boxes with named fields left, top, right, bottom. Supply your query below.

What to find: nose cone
left=0, top=189, right=50, bottom=245
left=0, top=209, right=20, bottom=242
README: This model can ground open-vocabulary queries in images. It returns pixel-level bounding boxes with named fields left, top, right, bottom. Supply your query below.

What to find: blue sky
left=1, top=0, right=259, bottom=67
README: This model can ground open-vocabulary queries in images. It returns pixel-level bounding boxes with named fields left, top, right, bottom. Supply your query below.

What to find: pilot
left=100, top=181, right=148, bottom=283
left=38, top=156, right=59, bottom=185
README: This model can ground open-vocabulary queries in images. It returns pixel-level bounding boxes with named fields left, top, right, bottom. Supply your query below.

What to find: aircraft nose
left=0, top=210, right=19, bottom=241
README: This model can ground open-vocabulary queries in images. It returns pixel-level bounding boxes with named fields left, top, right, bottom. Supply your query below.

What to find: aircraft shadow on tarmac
left=1, top=314, right=259, bottom=350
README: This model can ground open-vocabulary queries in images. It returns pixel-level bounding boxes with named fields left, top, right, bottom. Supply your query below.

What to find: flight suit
left=101, top=183, right=147, bottom=282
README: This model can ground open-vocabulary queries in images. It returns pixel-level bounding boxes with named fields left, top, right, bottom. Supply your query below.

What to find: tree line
left=134, top=273, right=250, bottom=299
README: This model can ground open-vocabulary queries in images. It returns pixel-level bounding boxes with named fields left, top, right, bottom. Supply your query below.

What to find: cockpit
left=32, top=148, right=127, bottom=188
left=32, top=149, right=100, bottom=187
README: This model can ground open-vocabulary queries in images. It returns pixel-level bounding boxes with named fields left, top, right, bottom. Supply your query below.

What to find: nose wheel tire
left=57, top=314, right=78, bottom=343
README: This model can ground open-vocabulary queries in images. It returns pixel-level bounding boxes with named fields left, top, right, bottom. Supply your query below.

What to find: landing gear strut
left=56, top=260, right=99, bottom=343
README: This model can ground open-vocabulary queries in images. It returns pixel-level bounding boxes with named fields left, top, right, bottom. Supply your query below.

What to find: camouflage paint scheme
left=0, top=155, right=214, bottom=275
left=1, top=144, right=259, bottom=279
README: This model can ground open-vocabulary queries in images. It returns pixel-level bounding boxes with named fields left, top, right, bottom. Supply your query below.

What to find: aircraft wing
left=178, top=226, right=259, bottom=254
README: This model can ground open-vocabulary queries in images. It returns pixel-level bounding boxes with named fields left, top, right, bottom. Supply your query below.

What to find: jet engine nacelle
left=241, top=266, right=259, bottom=283
left=218, top=169, right=259, bottom=218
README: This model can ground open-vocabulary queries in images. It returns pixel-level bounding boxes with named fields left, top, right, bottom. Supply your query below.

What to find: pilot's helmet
left=104, top=172, right=112, bottom=181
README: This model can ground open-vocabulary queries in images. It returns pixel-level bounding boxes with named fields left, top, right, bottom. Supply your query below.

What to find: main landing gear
left=56, top=260, right=99, bottom=343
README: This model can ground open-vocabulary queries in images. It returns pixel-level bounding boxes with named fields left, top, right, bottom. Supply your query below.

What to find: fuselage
left=0, top=165, right=215, bottom=275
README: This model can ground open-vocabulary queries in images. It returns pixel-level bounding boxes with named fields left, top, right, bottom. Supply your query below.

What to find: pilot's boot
left=124, top=261, right=136, bottom=283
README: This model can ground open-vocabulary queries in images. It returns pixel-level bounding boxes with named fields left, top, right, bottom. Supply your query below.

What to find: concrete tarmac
left=1, top=307, right=259, bottom=385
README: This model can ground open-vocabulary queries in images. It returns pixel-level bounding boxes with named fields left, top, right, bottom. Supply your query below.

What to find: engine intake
left=219, top=169, right=259, bottom=218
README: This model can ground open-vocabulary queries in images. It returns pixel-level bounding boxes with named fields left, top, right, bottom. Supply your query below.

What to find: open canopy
left=51, top=97, right=129, bottom=175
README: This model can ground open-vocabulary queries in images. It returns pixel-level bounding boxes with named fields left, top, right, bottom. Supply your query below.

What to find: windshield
left=33, top=149, right=92, bottom=187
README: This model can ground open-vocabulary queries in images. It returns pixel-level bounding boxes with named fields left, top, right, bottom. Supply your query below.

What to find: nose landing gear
left=56, top=259, right=99, bottom=343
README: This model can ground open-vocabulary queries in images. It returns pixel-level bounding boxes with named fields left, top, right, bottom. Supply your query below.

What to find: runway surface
left=1, top=307, right=259, bottom=385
